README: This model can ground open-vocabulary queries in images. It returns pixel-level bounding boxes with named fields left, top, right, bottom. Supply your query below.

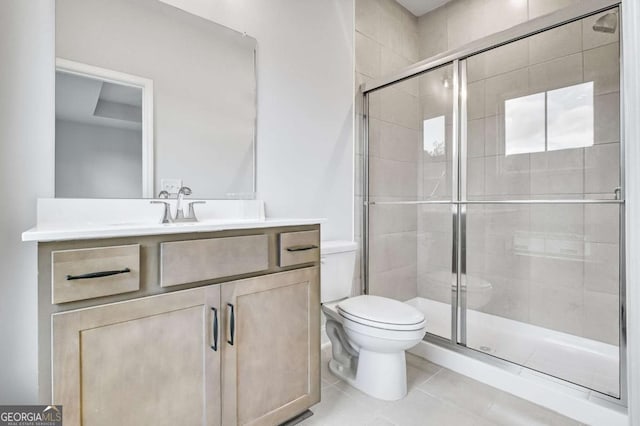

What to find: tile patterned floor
left=301, top=347, right=583, bottom=426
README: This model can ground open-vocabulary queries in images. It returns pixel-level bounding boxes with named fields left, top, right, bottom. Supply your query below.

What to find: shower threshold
left=406, top=298, right=626, bottom=424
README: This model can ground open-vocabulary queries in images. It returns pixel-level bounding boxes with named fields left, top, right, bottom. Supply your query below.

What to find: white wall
left=0, top=0, right=354, bottom=402
left=55, top=120, right=142, bottom=198
left=158, top=0, right=355, bottom=241
left=0, top=0, right=55, bottom=403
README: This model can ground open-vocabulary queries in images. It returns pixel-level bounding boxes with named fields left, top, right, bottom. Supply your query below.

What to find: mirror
left=55, top=0, right=257, bottom=199
left=56, top=61, right=153, bottom=198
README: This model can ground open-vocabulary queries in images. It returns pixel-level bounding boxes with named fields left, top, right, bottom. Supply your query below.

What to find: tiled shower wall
left=417, top=0, right=583, bottom=57
left=356, top=0, right=620, bottom=345
left=416, top=1, right=620, bottom=345
left=354, top=0, right=420, bottom=299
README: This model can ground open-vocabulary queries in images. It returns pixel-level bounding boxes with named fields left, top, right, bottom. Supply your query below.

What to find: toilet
left=466, top=275, right=493, bottom=310
left=320, top=241, right=427, bottom=401
left=427, top=271, right=493, bottom=310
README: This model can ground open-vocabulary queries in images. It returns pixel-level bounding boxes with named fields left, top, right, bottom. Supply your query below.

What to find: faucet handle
left=150, top=200, right=173, bottom=224
left=157, top=190, right=170, bottom=199
left=187, top=201, right=205, bottom=221
left=178, top=186, right=192, bottom=196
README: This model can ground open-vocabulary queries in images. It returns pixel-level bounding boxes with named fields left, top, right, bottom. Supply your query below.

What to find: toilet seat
left=337, top=295, right=426, bottom=331
left=341, top=316, right=427, bottom=343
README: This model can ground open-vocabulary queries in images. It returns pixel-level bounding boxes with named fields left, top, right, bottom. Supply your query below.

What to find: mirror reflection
left=55, top=69, right=148, bottom=198
left=55, top=0, right=257, bottom=199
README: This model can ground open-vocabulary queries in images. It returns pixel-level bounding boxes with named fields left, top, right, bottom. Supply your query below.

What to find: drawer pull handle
left=211, top=307, right=218, bottom=351
left=286, top=244, right=318, bottom=252
left=227, top=303, right=235, bottom=346
left=66, top=268, right=131, bottom=281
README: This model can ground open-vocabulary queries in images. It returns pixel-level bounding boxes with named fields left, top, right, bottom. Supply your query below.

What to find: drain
left=479, top=346, right=492, bottom=353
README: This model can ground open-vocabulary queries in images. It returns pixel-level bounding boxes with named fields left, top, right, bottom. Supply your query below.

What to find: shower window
left=547, top=82, right=595, bottom=151
left=364, top=6, right=622, bottom=399
left=504, top=92, right=546, bottom=155
left=505, top=82, right=594, bottom=156
left=423, top=116, right=446, bottom=156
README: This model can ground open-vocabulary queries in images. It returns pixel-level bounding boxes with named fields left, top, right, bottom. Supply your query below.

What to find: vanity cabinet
left=39, top=225, right=321, bottom=426
left=51, top=244, right=141, bottom=303
left=221, top=267, right=320, bottom=425
left=52, top=285, right=221, bottom=426
left=52, top=266, right=319, bottom=426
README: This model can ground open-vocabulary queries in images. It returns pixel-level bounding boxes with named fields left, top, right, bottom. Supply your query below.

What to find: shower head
left=593, top=12, right=618, bottom=33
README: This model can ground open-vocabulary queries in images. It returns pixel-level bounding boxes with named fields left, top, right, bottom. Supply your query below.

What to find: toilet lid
left=337, top=295, right=425, bottom=331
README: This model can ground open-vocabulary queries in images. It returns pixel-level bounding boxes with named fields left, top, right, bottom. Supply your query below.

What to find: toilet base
left=329, top=349, right=408, bottom=401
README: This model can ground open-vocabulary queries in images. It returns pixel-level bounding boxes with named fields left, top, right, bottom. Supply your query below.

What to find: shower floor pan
left=406, top=297, right=619, bottom=398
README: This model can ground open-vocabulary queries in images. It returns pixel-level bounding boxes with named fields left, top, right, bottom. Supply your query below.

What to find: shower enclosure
left=362, top=2, right=624, bottom=401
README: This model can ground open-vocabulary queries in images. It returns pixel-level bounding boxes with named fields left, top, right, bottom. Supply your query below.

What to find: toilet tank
left=320, top=240, right=358, bottom=303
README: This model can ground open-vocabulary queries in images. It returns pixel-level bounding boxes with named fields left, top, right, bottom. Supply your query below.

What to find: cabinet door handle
left=211, top=307, right=218, bottom=351
left=285, top=244, right=318, bottom=252
left=227, top=303, right=235, bottom=346
left=66, top=268, right=130, bottom=280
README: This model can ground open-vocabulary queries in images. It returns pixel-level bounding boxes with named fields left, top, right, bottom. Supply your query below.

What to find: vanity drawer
left=160, top=235, right=269, bottom=287
left=279, top=230, right=320, bottom=267
left=52, top=244, right=140, bottom=304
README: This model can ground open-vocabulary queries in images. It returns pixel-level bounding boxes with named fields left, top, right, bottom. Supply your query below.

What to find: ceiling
left=395, top=0, right=451, bottom=16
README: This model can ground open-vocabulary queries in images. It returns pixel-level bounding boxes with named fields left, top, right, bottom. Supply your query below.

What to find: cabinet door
left=221, top=267, right=320, bottom=426
left=52, top=285, right=221, bottom=426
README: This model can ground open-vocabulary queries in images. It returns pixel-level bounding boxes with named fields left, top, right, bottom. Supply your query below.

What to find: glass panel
left=367, top=64, right=455, bottom=340
left=367, top=202, right=454, bottom=340
left=464, top=203, right=620, bottom=397
left=420, top=64, right=454, bottom=202
left=465, top=8, right=620, bottom=201
left=366, top=8, right=622, bottom=398
left=368, top=204, right=419, bottom=303
left=368, top=64, right=454, bottom=202
left=461, top=8, right=621, bottom=398
left=417, top=204, right=454, bottom=339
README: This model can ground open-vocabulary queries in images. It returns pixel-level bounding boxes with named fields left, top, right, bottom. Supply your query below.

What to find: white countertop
left=22, top=218, right=324, bottom=242
left=23, top=198, right=324, bottom=242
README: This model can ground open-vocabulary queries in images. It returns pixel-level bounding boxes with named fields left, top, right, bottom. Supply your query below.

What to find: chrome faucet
left=150, top=199, right=174, bottom=223
left=150, top=186, right=204, bottom=223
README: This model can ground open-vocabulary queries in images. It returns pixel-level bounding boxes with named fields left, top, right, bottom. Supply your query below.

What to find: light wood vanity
left=34, top=224, right=321, bottom=425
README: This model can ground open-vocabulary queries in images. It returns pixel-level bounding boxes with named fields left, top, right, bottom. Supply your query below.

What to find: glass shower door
left=367, top=63, right=456, bottom=340
left=460, top=8, right=622, bottom=397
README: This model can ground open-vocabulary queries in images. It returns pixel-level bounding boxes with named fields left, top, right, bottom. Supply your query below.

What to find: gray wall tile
left=584, top=42, right=620, bottom=96
left=356, top=0, right=622, bottom=349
